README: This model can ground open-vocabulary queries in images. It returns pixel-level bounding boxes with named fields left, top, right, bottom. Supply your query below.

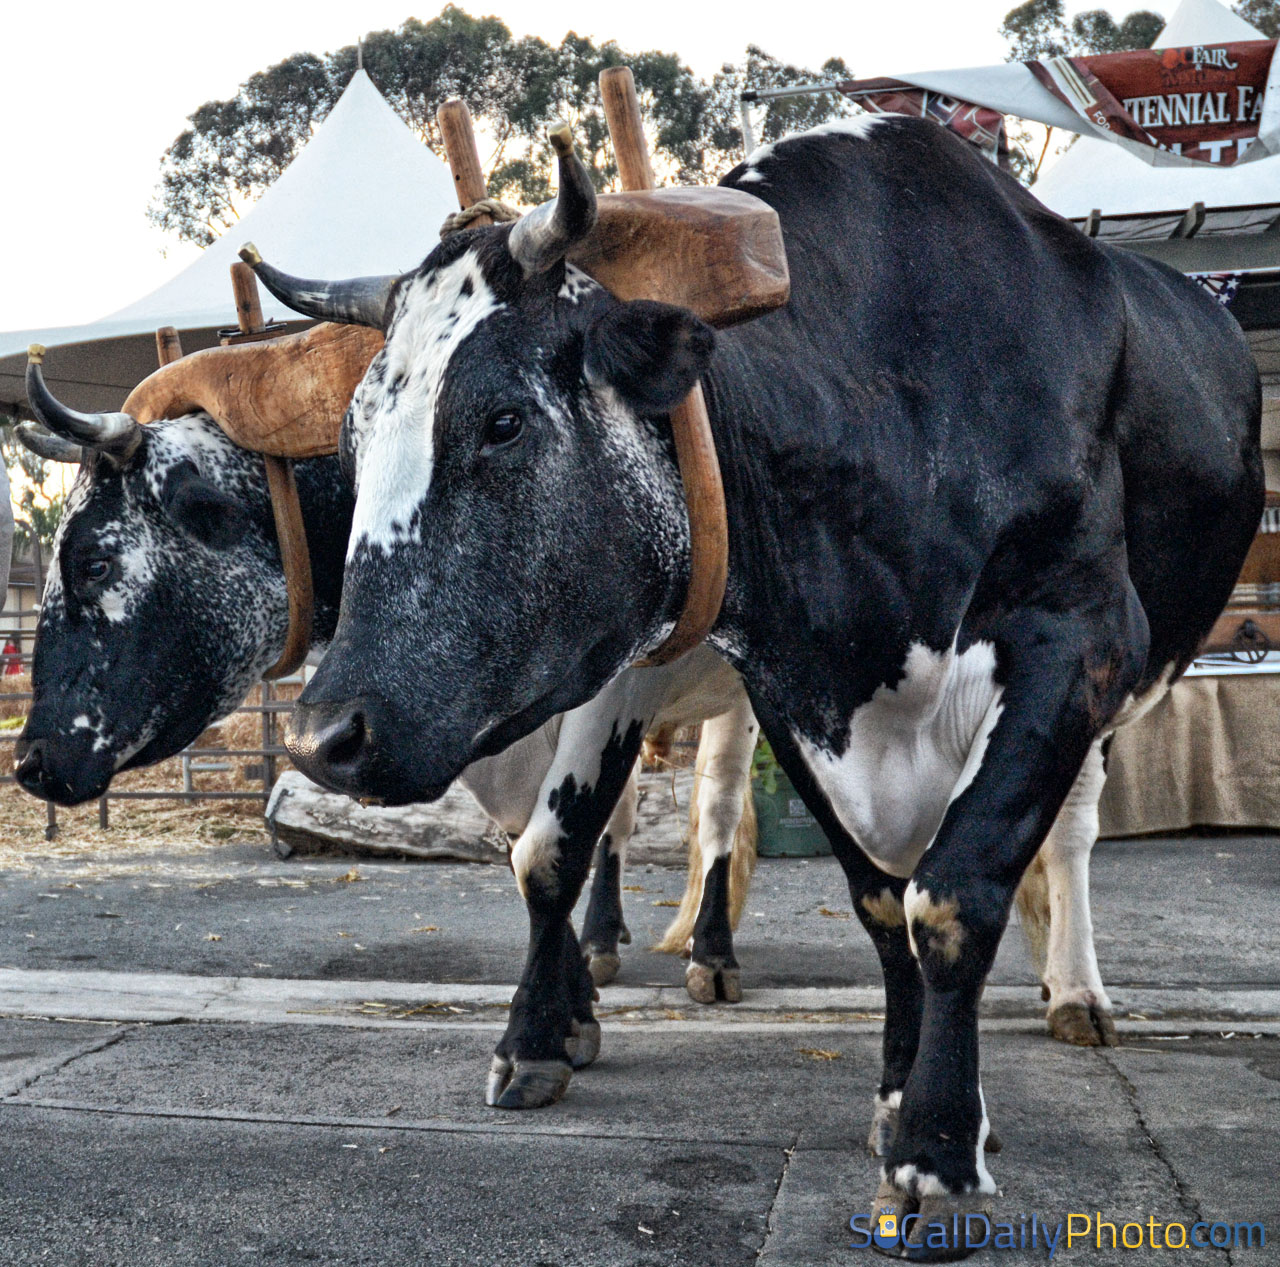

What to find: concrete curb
left=1, top=968, right=1278, bottom=1032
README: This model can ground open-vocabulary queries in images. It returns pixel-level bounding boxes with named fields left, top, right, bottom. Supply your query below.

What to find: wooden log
left=123, top=322, right=383, bottom=458
left=155, top=326, right=184, bottom=367
left=266, top=771, right=507, bottom=863
left=230, top=261, right=265, bottom=334
left=600, top=66, right=656, bottom=192
left=437, top=98, right=492, bottom=223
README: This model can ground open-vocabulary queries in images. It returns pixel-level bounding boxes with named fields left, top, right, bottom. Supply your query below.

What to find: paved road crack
left=2, top=1024, right=134, bottom=1100
left=753, top=1131, right=800, bottom=1262
left=1096, top=1049, right=1233, bottom=1265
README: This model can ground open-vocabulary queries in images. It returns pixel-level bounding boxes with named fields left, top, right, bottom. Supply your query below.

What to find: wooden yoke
left=434, top=83, right=787, bottom=666
left=123, top=322, right=381, bottom=458
left=124, top=273, right=382, bottom=682
left=599, top=66, right=730, bottom=667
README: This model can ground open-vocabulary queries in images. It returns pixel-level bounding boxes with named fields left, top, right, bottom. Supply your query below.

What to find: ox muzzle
left=284, top=691, right=453, bottom=806
left=14, top=728, right=116, bottom=806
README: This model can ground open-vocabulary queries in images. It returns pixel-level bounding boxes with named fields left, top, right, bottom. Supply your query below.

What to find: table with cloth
left=1099, top=655, right=1280, bottom=836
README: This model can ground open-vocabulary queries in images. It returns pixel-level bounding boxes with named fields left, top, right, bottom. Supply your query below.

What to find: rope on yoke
left=439, top=198, right=521, bottom=238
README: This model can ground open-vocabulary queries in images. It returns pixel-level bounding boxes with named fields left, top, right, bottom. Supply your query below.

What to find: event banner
left=837, top=37, right=1280, bottom=168
left=1029, top=40, right=1274, bottom=165
left=838, top=79, right=1010, bottom=166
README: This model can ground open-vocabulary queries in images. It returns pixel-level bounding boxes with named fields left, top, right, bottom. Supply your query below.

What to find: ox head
left=13, top=361, right=305, bottom=805
left=263, top=128, right=715, bottom=803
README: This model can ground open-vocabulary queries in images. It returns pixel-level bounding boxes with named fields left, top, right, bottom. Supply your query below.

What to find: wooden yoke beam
left=155, top=326, right=184, bottom=367
left=599, top=66, right=729, bottom=667
left=437, top=99, right=493, bottom=225
left=226, top=263, right=313, bottom=681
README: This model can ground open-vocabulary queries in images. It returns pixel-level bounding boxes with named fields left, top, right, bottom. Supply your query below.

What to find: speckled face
left=290, top=229, right=715, bottom=804
left=14, top=415, right=289, bottom=805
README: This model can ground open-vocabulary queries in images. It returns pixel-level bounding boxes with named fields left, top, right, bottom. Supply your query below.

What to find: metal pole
left=739, top=97, right=757, bottom=157
left=29, top=535, right=58, bottom=841
left=261, top=678, right=277, bottom=806
left=744, top=81, right=845, bottom=103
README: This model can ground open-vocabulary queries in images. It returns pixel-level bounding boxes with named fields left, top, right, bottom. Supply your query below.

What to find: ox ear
left=583, top=300, right=715, bottom=415
left=162, top=464, right=252, bottom=550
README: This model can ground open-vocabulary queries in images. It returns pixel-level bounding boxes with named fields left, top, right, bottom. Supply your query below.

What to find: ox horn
left=15, top=422, right=83, bottom=465
left=507, top=122, right=597, bottom=276
left=238, top=244, right=398, bottom=330
left=25, top=346, right=141, bottom=460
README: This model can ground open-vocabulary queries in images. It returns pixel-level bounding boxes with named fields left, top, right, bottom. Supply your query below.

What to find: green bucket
left=753, top=767, right=832, bottom=858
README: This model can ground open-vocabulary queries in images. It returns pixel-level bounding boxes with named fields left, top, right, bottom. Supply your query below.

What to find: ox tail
left=1015, top=851, right=1051, bottom=989
left=654, top=746, right=758, bottom=955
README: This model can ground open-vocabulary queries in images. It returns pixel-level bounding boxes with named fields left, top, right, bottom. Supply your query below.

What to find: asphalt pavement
left=1, top=835, right=1278, bottom=1265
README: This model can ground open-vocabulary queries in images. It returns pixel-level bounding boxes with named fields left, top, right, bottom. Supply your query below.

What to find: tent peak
left=1157, top=0, right=1266, bottom=46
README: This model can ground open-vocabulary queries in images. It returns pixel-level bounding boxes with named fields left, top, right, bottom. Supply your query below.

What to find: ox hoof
left=586, top=950, right=621, bottom=988
left=686, top=961, right=743, bottom=1005
left=570, top=1019, right=602, bottom=1069
left=485, top=1056, right=572, bottom=1110
left=1048, top=1000, right=1118, bottom=1048
left=869, top=1181, right=995, bottom=1261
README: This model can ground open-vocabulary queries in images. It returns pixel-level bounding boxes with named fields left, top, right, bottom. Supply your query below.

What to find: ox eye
left=483, top=413, right=523, bottom=449
left=84, top=558, right=113, bottom=585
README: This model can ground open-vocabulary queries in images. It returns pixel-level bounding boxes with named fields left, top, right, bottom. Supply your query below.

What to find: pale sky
left=1, top=1, right=1176, bottom=333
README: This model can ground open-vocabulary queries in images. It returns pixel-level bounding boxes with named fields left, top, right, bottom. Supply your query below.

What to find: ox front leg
left=874, top=611, right=1144, bottom=1260
left=850, top=874, right=923, bottom=1159
left=580, top=765, right=639, bottom=987
left=488, top=718, right=649, bottom=1110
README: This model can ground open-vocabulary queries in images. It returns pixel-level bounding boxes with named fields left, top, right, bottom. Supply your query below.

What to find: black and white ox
left=8, top=385, right=758, bottom=1016
left=262, top=116, right=1261, bottom=1253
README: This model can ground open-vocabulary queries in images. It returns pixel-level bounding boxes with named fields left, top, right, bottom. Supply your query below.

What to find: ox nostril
left=14, top=738, right=45, bottom=784
left=321, top=710, right=367, bottom=768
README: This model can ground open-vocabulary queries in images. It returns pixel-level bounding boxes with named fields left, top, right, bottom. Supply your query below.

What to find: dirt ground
left=0, top=680, right=292, bottom=870
left=0, top=678, right=702, bottom=872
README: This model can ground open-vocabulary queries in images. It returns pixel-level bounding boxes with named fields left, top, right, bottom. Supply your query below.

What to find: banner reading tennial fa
left=838, top=37, right=1280, bottom=169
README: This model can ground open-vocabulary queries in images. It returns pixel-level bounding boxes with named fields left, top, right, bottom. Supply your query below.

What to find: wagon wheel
left=1230, top=618, right=1271, bottom=663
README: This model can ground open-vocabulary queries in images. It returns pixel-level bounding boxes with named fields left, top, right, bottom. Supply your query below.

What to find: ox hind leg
left=580, top=766, right=639, bottom=987
left=1016, top=740, right=1117, bottom=1047
left=657, top=696, right=759, bottom=1003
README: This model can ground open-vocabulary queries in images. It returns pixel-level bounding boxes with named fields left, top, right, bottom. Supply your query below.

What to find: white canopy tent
left=0, top=70, right=458, bottom=415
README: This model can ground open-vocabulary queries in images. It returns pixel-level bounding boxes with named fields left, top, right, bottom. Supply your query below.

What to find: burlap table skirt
left=1099, top=673, right=1280, bottom=837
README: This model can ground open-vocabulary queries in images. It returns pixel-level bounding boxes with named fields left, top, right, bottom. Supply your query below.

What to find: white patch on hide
left=558, top=263, right=600, bottom=304
left=796, top=639, right=1002, bottom=878
left=347, top=251, right=503, bottom=558
left=736, top=113, right=889, bottom=185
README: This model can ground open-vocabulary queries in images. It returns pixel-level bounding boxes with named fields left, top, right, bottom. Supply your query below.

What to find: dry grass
left=0, top=673, right=32, bottom=722
left=0, top=681, right=304, bottom=870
